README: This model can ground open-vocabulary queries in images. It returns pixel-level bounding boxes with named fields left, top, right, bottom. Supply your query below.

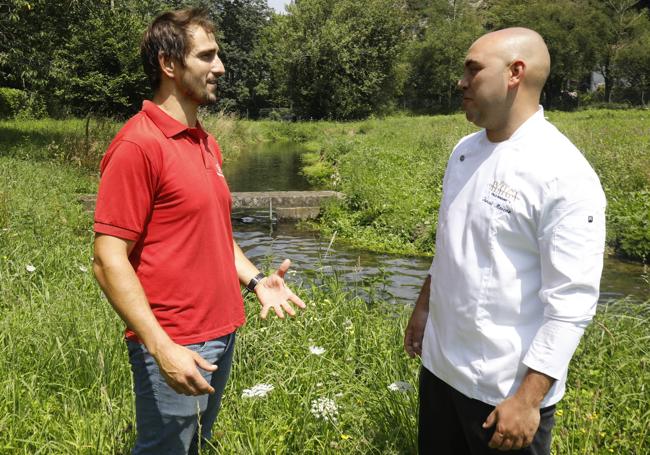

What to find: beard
left=181, top=73, right=218, bottom=106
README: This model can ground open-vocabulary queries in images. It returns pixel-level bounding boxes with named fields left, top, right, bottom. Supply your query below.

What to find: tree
left=612, top=13, right=650, bottom=105
left=590, top=0, right=650, bottom=103
left=399, top=0, right=483, bottom=113
left=591, top=0, right=645, bottom=102
left=267, top=0, right=408, bottom=120
left=483, top=0, right=602, bottom=109
left=0, top=1, right=94, bottom=93
left=50, top=3, right=152, bottom=117
left=211, top=0, right=274, bottom=117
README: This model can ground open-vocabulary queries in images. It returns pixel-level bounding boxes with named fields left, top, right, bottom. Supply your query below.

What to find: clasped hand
left=483, top=394, right=541, bottom=451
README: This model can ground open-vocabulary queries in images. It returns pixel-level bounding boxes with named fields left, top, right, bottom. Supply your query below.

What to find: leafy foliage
left=212, top=0, right=274, bottom=117
left=0, top=87, right=27, bottom=119
left=2, top=0, right=650, bottom=118
left=265, top=0, right=408, bottom=120
left=399, top=0, right=483, bottom=114
left=50, top=8, right=151, bottom=117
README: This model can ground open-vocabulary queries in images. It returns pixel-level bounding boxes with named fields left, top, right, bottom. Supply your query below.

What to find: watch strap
left=245, top=272, right=266, bottom=293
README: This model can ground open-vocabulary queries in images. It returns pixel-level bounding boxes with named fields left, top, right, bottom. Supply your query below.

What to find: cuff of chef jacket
left=522, top=319, right=587, bottom=381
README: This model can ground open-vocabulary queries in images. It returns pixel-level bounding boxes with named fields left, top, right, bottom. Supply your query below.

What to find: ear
left=158, top=51, right=176, bottom=79
left=508, top=60, right=525, bottom=88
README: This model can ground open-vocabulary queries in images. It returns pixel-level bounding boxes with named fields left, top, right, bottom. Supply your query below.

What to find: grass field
left=242, top=110, right=650, bottom=261
left=2, top=109, right=648, bottom=261
left=0, top=112, right=649, bottom=452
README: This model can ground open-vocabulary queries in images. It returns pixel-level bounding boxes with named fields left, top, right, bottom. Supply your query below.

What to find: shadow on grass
left=0, top=119, right=119, bottom=170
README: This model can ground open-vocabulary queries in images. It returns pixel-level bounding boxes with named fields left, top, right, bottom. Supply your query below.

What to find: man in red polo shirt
left=92, top=8, right=305, bottom=454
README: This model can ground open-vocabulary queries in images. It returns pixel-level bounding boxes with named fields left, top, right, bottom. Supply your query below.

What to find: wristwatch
left=245, top=272, right=266, bottom=293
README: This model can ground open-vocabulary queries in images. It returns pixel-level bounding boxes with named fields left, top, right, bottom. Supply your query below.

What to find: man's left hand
left=482, top=394, right=541, bottom=451
left=254, top=259, right=306, bottom=319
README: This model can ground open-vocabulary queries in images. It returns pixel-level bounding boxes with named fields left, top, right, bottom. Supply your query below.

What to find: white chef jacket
left=422, top=108, right=606, bottom=407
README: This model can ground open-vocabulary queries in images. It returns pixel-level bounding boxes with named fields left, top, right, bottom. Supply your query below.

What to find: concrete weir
left=232, top=191, right=343, bottom=220
left=79, top=191, right=344, bottom=221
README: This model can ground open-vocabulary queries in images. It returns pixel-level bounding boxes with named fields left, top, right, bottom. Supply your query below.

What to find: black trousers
left=418, top=366, right=555, bottom=455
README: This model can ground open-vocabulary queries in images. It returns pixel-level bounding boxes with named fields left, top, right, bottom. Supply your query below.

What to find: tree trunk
left=604, top=72, right=614, bottom=103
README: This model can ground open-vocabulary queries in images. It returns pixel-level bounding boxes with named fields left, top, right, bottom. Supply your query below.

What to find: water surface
left=234, top=222, right=649, bottom=306
left=223, top=142, right=311, bottom=192
left=228, top=143, right=649, bottom=306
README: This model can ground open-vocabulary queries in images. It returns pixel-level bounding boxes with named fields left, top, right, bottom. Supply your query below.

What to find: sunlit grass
left=0, top=113, right=648, bottom=453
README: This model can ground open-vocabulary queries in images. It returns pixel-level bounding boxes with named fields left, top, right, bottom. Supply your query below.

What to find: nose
left=212, top=55, right=225, bottom=77
left=458, top=74, right=468, bottom=91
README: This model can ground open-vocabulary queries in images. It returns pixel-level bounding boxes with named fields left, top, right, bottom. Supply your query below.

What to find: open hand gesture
left=254, top=259, right=306, bottom=319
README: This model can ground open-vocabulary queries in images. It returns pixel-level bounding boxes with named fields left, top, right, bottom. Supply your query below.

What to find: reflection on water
left=234, top=222, right=649, bottom=306
left=228, top=143, right=648, bottom=305
left=223, top=142, right=312, bottom=192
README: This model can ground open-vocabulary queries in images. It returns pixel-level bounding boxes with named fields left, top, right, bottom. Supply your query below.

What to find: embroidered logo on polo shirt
left=481, top=180, right=518, bottom=214
left=205, top=143, right=225, bottom=177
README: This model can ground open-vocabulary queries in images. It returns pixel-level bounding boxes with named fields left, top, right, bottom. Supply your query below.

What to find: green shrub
left=301, top=152, right=335, bottom=188
left=0, top=88, right=47, bottom=119
left=608, top=190, right=650, bottom=260
left=0, top=87, right=48, bottom=119
left=0, top=87, right=27, bottom=119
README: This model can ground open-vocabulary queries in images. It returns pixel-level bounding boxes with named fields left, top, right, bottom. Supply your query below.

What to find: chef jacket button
left=460, top=155, right=465, bottom=162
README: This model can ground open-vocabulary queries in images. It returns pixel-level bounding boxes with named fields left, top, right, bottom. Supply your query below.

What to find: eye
left=199, top=51, right=216, bottom=62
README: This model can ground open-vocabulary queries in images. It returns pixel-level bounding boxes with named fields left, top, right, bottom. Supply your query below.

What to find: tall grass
left=0, top=113, right=265, bottom=174
left=3, top=110, right=648, bottom=259
left=0, top=147, right=648, bottom=453
left=248, top=110, right=650, bottom=261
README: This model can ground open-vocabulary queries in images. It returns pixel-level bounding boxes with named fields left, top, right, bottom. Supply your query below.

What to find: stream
left=226, top=143, right=649, bottom=306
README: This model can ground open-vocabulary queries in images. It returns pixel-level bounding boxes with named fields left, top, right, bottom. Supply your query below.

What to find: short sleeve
left=94, top=140, right=159, bottom=241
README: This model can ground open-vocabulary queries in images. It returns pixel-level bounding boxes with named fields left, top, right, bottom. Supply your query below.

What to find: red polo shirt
left=94, top=101, right=245, bottom=345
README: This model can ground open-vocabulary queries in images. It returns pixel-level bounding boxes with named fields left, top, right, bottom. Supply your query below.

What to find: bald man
left=404, top=28, right=606, bottom=454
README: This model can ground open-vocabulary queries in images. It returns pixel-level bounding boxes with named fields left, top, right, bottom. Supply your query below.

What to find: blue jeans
left=127, top=332, right=236, bottom=455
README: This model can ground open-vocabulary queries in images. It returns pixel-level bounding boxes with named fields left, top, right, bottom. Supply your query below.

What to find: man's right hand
left=152, top=342, right=217, bottom=396
left=404, top=275, right=431, bottom=358
left=404, top=304, right=428, bottom=358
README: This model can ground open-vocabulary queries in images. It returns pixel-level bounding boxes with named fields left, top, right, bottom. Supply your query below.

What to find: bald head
left=471, top=27, right=550, bottom=95
left=458, top=27, right=551, bottom=141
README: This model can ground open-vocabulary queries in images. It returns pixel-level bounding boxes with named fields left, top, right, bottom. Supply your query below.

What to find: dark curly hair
left=140, top=7, right=216, bottom=91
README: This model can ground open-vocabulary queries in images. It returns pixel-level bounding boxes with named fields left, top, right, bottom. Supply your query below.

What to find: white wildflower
left=310, top=397, right=338, bottom=423
left=241, top=383, right=274, bottom=398
left=343, top=319, right=353, bottom=332
left=26, top=264, right=36, bottom=273
left=309, top=345, right=326, bottom=355
left=388, top=381, right=413, bottom=392
left=78, top=265, right=88, bottom=273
